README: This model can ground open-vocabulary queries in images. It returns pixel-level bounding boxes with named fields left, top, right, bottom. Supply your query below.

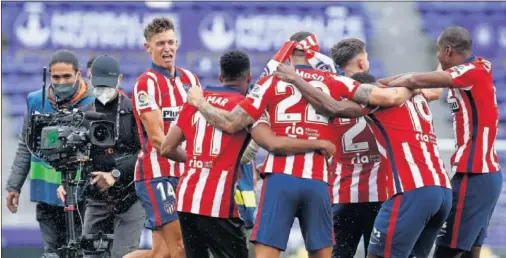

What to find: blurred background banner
left=1, top=2, right=372, bottom=81
left=1, top=1, right=505, bottom=258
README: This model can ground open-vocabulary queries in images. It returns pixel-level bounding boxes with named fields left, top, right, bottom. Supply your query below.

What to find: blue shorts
left=135, top=176, right=179, bottom=230
left=250, top=173, right=333, bottom=252
left=368, top=186, right=452, bottom=258
left=436, top=171, right=503, bottom=251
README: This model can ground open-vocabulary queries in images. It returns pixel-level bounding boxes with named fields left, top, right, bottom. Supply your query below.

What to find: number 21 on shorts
left=156, top=181, right=176, bottom=201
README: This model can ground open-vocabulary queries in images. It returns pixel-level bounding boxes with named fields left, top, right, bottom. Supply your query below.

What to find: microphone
left=84, top=111, right=107, bottom=121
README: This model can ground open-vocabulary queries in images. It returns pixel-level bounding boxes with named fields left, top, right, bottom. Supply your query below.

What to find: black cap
left=91, top=55, right=121, bottom=88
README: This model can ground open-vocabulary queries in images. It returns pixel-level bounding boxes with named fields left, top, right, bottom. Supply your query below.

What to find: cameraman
left=5, top=50, right=93, bottom=256
left=57, top=55, right=144, bottom=258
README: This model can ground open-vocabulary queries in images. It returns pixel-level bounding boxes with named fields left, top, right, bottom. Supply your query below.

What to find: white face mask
left=94, top=87, right=117, bottom=105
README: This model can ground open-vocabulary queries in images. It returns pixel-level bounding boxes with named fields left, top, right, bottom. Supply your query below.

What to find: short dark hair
left=289, top=31, right=313, bottom=56
left=49, top=50, right=79, bottom=72
left=289, top=31, right=312, bottom=42
left=350, top=72, right=376, bottom=84
left=331, top=38, right=366, bottom=67
left=220, top=50, right=250, bottom=80
left=144, top=17, right=176, bottom=41
left=438, top=26, right=472, bottom=54
left=87, top=56, right=96, bottom=69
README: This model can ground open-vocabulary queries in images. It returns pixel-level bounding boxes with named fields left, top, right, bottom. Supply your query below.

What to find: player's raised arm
left=376, top=73, right=419, bottom=85
left=388, top=71, right=454, bottom=89
left=273, top=64, right=365, bottom=118
left=187, top=86, right=255, bottom=134
left=336, top=72, right=413, bottom=107
left=187, top=75, right=275, bottom=134
left=388, top=63, right=445, bottom=102
left=390, top=27, right=484, bottom=96
left=360, top=86, right=413, bottom=106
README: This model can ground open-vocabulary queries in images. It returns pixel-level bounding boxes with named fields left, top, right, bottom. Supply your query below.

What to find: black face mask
left=51, top=79, right=79, bottom=102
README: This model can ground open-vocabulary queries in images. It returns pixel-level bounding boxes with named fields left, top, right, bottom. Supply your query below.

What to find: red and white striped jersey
left=367, top=93, right=451, bottom=195
left=329, top=117, right=389, bottom=203
left=239, top=66, right=361, bottom=183
left=445, top=56, right=501, bottom=174
left=132, top=64, right=201, bottom=181
left=175, top=86, right=250, bottom=218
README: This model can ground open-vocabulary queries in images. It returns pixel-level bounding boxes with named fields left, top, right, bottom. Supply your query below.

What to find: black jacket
left=84, top=92, right=141, bottom=213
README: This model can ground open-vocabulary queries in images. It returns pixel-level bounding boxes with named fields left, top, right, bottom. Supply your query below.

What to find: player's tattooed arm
left=292, top=76, right=366, bottom=118
left=353, top=84, right=414, bottom=107
left=389, top=71, right=454, bottom=89
left=376, top=72, right=419, bottom=85
left=187, top=87, right=255, bottom=134
left=161, top=124, right=187, bottom=162
left=198, top=101, right=254, bottom=134
left=273, top=67, right=366, bottom=118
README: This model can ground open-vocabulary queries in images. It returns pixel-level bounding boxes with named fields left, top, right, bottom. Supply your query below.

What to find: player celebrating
left=127, top=17, right=201, bottom=258
left=389, top=26, right=502, bottom=258
left=184, top=31, right=409, bottom=258
left=160, top=50, right=336, bottom=258
left=329, top=72, right=387, bottom=258
left=274, top=64, right=453, bottom=258
left=327, top=38, right=388, bottom=258
left=331, top=38, right=371, bottom=77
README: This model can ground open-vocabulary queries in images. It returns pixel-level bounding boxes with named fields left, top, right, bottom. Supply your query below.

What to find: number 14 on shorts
left=157, top=181, right=177, bottom=214
left=157, top=181, right=176, bottom=201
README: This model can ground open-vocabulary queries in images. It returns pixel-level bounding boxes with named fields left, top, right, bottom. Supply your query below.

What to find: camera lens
left=92, top=125, right=110, bottom=143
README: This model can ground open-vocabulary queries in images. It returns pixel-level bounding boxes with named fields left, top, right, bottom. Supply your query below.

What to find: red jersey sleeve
left=251, top=111, right=270, bottom=128
left=326, top=73, right=362, bottom=100
left=446, top=63, right=487, bottom=90
left=175, top=103, right=196, bottom=130
left=239, top=75, right=275, bottom=121
left=133, top=75, right=159, bottom=114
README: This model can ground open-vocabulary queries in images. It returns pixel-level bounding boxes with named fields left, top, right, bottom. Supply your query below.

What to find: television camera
left=27, top=67, right=115, bottom=258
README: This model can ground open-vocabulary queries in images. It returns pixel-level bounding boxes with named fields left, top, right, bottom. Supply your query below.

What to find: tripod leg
left=62, top=171, right=79, bottom=258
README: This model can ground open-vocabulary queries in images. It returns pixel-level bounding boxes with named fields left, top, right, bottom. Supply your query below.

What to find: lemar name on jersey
left=239, top=67, right=360, bottom=183
left=175, top=87, right=250, bottom=218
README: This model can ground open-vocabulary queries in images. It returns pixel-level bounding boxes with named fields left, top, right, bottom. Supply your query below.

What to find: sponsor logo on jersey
left=162, top=106, right=181, bottom=121
left=137, top=91, right=153, bottom=108
left=447, top=96, right=460, bottom=113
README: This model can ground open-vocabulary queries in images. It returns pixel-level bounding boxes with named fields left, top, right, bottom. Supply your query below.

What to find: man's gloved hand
left=90, top=171, right=116, bottom=192
left=6, top=191, right=20, bottom=213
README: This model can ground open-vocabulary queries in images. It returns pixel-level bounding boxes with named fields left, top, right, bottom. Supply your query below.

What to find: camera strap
left=114, top=95, right=121, bottom=142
